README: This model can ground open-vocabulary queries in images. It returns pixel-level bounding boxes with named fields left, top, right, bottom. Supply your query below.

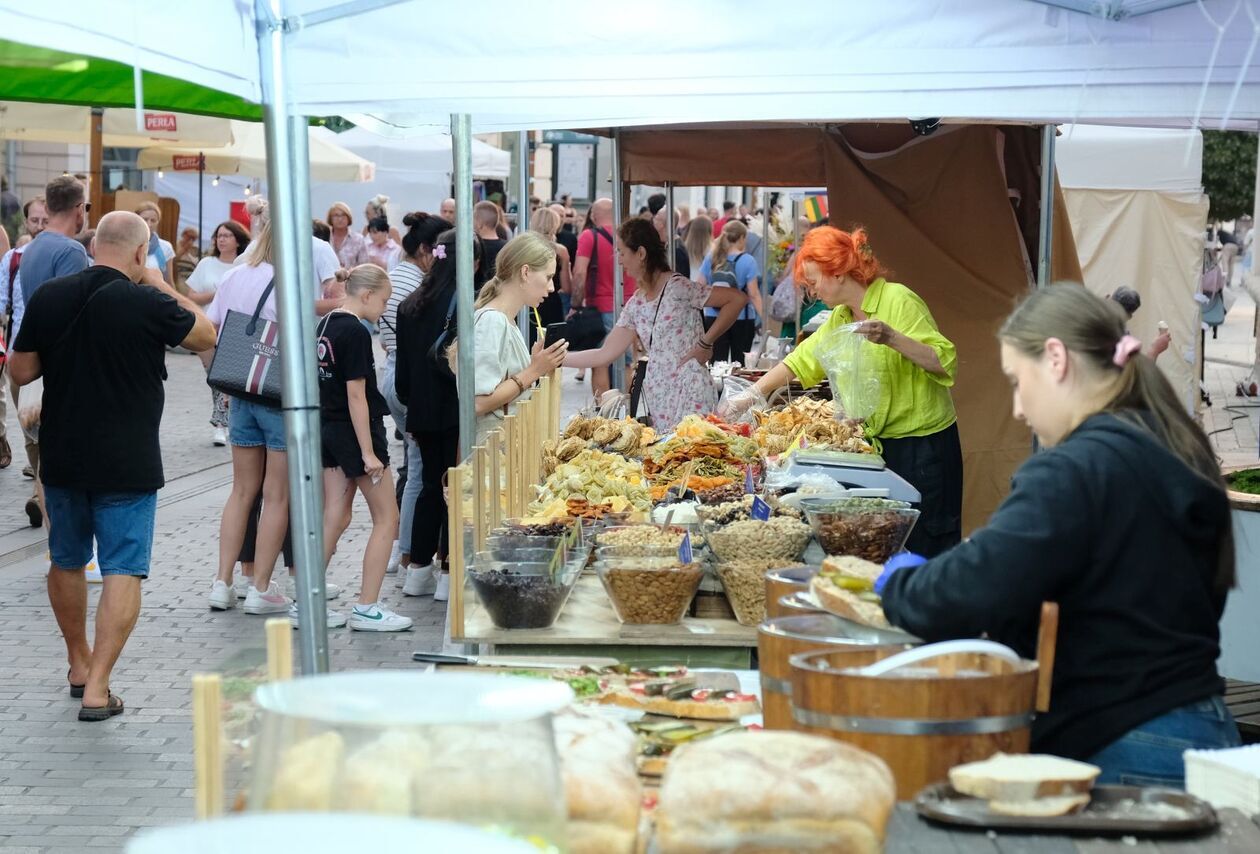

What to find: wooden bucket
left=764, top=567, right=817, bottom=619
left=789, top=646, right=1039, bottom=799
left=776, top=592, right=824, bottom=616
left=756, top=614, right=910, bottom=730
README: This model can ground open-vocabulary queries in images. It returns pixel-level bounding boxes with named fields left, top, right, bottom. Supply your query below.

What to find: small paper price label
left=744, top=465, right=754, bottom=494
left=750, top=496, right=771, bottom=521
left=678, top=531, right=693, bottom=564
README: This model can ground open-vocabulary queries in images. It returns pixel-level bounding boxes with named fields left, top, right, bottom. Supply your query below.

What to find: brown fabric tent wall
left=619, top=123, right=1083, bottom=530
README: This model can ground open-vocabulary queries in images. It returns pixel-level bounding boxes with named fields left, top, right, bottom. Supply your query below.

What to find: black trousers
left=409, top=428, right=460, bottom=566
left=702, top=316, right=757, bottom=364
left=239, top=489, right=293, bottom=568
left=879, top=422, right=964, bottom=558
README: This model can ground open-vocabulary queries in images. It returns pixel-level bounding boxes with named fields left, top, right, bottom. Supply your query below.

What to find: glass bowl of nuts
left=713, top=560, right=809, bottom=627
left=802, top=497, right=920, bottom=563
left=596, top=561, right=704, bottom=624
left=705, top=517, right=814, bottom=564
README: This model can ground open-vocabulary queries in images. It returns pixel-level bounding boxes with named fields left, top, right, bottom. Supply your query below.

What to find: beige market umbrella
left=137, top=120, right=374, bottom=181
left=0, top=101, right=233, bottom=148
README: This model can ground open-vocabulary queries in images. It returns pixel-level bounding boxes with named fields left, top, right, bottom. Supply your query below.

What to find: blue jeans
left=229, top=398, right=287, bottom=451
left=1087, top=696, right=1241, bottom=787
left=45, top=487, right=157, bottom=578
left=381, top=351, right=421, bottom=551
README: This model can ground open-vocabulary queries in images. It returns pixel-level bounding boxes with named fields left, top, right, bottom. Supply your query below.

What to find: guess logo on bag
left=246, top=320, right=279, bottom=397
left=252, top=340, right=279, bottom=358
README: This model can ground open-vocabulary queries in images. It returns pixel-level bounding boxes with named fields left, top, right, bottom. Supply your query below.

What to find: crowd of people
left=0, top=173, right=1242, bottom=756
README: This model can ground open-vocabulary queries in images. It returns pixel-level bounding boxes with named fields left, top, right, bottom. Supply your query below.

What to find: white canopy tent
left=1056, top=124, right=1209, bottom=414
left=306, top=126, right=508, bottom=226
left=137, top=120, right=373, bottom=181
left=0, top=101, right=233, bottom=147
left=4, top=0, right=1258, bottom=132
left=5, top=0, right=1257, bottom=672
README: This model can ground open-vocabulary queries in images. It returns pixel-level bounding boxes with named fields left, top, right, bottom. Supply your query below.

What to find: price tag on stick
left=750, top=496, right=771, bottom=521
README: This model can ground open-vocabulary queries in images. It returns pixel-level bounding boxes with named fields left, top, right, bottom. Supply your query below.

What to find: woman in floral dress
left=564, top=218, right=747, bottom=431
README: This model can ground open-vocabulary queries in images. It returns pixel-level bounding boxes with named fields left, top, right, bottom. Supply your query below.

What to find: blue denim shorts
left=1087, top=696, right=1242, bottom=787
left=229, top=398, right=287, bottom=451
left=45, top=487, right=157, bottom=578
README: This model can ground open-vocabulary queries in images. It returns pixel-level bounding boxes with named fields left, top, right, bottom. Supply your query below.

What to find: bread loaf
left=655, top=731, right=895, bottom=854
left=553, top=706, right=640, bottom=854
left=949, top=753, right=1100, bottom=802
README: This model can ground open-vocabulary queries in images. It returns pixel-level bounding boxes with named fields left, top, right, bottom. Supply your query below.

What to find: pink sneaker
left=242, top=581, right=291, bottom=615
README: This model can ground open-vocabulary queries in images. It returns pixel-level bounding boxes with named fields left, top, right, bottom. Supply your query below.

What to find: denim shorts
left=1087, top=696, right=1242, bottom=787
left=45, top=487, right=157, bottom=578
left=229, top=398, right=287, bottom=451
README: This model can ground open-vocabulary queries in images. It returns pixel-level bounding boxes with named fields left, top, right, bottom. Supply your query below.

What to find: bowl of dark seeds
left=468, top=560, right=582, bottom=630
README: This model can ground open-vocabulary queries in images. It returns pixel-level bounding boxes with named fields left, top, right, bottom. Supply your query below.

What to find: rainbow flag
left=802, top=195, right=828, bottom=223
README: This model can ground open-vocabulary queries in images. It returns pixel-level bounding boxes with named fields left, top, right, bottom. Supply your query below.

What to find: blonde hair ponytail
left=711, top=219, right=748, bottom=273
left=342, top=263, right=390, bottom=297
left=474, top=232, right=556, bottom=309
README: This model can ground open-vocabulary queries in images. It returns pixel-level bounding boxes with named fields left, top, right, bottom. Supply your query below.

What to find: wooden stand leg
left=472, top=445, right=487, bottom=553
left=487, top=430, right=502, bottom=529
left=448, top=465, right=467, bottom=639
left=265, top=618, right=292, bottom=683
left=192, top=673, right=223, bottom=820
left=503, top=415, right=519, bottom=519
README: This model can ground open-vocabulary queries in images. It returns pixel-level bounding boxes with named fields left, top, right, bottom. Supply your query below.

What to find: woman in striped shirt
left=379, top=211, right=451, bottom=592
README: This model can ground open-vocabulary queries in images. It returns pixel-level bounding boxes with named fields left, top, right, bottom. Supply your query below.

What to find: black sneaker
left=25, top=497, right=42, bottom=528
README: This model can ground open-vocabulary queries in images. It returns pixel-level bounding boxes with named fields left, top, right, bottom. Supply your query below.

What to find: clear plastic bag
left=810, top=323, right=881, bottom=421
left=718, top=374, right=765, bottom=425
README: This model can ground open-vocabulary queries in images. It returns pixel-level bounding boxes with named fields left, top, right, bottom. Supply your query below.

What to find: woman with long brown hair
left=876, top=284, right=1239, bottom=786
left=565, top=218, right=747, bottom=430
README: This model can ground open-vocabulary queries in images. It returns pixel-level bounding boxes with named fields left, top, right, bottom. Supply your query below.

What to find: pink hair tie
left=1113, top=334, right=1141, bottom=367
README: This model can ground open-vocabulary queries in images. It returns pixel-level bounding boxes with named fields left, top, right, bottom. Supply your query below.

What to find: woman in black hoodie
left=878, top=285, right=1238, bottom=787
left=394, top=228, right=481, bottom=603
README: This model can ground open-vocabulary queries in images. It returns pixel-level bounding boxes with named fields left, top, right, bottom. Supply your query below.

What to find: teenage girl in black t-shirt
left=315, top=264, right=412, bottom=632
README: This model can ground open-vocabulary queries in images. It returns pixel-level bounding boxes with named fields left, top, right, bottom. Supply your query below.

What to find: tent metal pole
left=197, top=153, right=204, bottom=256
left=665, top=182, right=676, bottom=268
left=516, top=129, right=530, bottom=338
left=761, top=190, right=770, bottom=334
left=256, top=0, right=328, bottom=675
left=453, top=114, right=477, bottom=463
left=1036, top=124, right=1056, bottom=289
left=611, top=129, right=625, bottom=391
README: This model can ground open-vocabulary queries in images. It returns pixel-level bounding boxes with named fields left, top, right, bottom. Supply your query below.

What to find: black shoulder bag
left=207, top=279, right=283, bottom=407
left=427, top=289, right=459, bottom=380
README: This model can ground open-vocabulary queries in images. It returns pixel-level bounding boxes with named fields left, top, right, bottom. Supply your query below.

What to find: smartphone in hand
left=543, top=322, right=569, bottom=350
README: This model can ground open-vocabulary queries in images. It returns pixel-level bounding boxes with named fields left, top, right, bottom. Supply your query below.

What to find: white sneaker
left=208, top=579, right=237, bottom=610
left=235, top=576, right=250, bottom=599
left=433, top=572, right=450, bottom=602
left=212, top=426, right=227, bottom=447
left=402, top=564, right=437, bottom=597
left=284, top=576, right=342, bottom=600
left=287, top=602, right=347, bottom=629
left=242, top=581, right=291, bottom=615
left=348, top=602, right=413, bottom=632
left=386, top=540, right=402, bottom=575
left=84, top=556, right=103, bottom=584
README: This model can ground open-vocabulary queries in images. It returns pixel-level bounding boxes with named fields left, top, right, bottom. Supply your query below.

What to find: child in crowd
left=316, top=265, right=412, bottom=632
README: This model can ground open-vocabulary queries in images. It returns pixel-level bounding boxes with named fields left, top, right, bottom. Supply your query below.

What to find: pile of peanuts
left=715, top=560, right=808, bottom=626
left=603, top=564, right=704, bottom=624
left=707, top=517, right=813, bottom=563
left=599, top=525, right=685, bottom=550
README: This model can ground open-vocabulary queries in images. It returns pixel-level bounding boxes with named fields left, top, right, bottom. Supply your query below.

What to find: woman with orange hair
left=721, top=226, right=962, bottom=556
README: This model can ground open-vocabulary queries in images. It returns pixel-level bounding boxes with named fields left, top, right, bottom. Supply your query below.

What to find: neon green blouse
left=781, top=278, right=957, bottom=439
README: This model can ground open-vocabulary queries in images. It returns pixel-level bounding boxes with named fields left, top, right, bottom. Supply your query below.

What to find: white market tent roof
left=137, top=120, right=373, bottom=181
left=313, top=126, right=509, bottom=179
left=3, top=0, right=1257, bottom=133
left=0, top=101, right=234, bottom=147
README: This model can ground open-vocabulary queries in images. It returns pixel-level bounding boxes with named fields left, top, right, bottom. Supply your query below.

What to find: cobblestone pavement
left=1, top=294, right=1255, bottom=851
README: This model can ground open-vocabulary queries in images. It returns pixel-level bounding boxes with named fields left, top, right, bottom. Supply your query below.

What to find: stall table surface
left=457, top=574, right=757, bottom=667
left=1226, top=680, right=1260, bottom=744
left=886, top=804, right=1260, bottom=852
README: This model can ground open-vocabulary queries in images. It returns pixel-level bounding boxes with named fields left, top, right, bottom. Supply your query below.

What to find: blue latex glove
left=874, top=552, right=927, bottom=595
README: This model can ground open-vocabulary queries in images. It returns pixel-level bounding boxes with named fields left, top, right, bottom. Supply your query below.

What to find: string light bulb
left=211, top=176, right=219, bottom=187
left=157, top=169, right=164, bottom=178
left=243, top=185, right=251, bottom=196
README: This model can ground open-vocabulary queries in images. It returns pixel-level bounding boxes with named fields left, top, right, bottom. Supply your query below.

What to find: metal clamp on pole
left=256, top=0, right=328, bottom=674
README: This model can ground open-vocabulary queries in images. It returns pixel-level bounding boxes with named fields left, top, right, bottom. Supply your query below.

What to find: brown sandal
left=78, top=692, right=124, bottom=722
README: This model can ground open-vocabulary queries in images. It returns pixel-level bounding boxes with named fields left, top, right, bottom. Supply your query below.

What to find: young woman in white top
left=186, top=220, right=251, bottom=446
left=470, top=232, right=568, bottom=446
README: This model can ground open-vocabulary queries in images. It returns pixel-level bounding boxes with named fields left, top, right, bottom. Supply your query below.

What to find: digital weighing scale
left=781, top=448, right=921, bottom=504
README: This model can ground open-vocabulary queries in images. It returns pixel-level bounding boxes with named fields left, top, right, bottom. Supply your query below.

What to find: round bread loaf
left=655, top=730, right=895, bottom=854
